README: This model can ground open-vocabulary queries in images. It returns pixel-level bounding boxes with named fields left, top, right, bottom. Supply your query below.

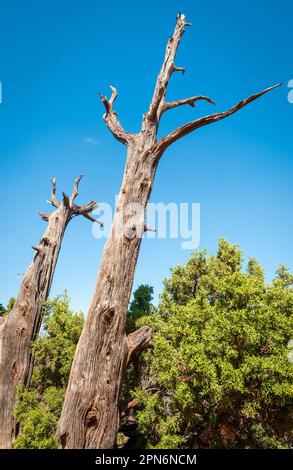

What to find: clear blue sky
left=0, top=0, right=292, bottom=312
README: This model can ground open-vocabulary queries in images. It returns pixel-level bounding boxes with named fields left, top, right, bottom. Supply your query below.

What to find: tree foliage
left=132, top=240, right=293, bottom=449
left=127, top=284, right=154, bottom=333
left=0, top=304, right=5, bottom=317
left=6, top=297, right=15, bottom=313
left=0, top=297, right=15, bottom=317
left=10, top=241, right=293, bottom=449
left=13, top=293, right=84, bottom=448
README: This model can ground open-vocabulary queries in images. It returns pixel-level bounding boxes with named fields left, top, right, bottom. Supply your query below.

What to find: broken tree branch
left=82, top=212, right=103, bottom=227
left=38, top=212, right=50, bottom=222
left=147, top=13, right=188, bottom=121
left=50, top=177, right=59, bottom=207
left=144, top=225, right=156, bottom=232
left=127, top=326, right=154, bottom=364
left=119, top=398, right=140, bottom=420
left=72, top=200, right=97, bottom=214
left=173, top=65, right=186, bottom=74
left=62, top=192, right=70, bottom=209
left=99, top=86, right=132, bottom=145
left=156, top=83, right=281, bottom=155
left=161, top=95, right=216, bottom=114
left=70, top=174, right=83, bottom=204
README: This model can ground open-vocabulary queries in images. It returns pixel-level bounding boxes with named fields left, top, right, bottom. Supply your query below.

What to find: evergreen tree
left=0, top=297, right=15, bottom=317
left=0, top=304, right=5, bottom=317
left=132, top=240, right=293, bottom=449
left=6, top=297, right=15, bottom=313
left=127, top=285, right=154, bottom=333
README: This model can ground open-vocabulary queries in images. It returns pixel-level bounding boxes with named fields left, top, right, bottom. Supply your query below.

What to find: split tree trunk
left=0, top=176, right=98, bottom=448
left=58, top=13, right=280, bottom=449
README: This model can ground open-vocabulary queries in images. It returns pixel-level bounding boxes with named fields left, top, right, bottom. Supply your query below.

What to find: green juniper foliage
left=11, top=241, right=293, bottom=449
left=0, top=303, right=5, bottom=317
left=13, top=293, right=84, bottom=449
left=0, top=297, right=15, bottom=317
left=132, top=240, right=293, bottom=449
left=126, top=284, right=155, bottom=333
left=6, top=297, right=15, bottom=313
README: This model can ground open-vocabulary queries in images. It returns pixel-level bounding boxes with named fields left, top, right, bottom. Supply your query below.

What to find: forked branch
left=156, top=83, right=281, bottom=154
left=99, top=86, right=132, bottom=145
left=42, top=176, right=102, bottom=227
left=72, top=199, right=103, bottom=226
left=144, top=13, right=280, bottom=150
left=73, top=200, right=97, bottom=214
left=161, top=95, right=216, bottom=115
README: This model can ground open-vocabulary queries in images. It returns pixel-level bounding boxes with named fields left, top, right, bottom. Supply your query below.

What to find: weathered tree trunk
left=0, top=176, right=99, bottom=448
left=58, top=146, right=157, bottom=448
left=58, top=13, right=280, bottom=449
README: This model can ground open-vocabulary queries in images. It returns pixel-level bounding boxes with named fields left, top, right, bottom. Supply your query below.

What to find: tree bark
left=58, top=13, right=280, bottom=449
left=0, top=176, right=98, bottom=448
left=58, top=145, right=156, bottom=448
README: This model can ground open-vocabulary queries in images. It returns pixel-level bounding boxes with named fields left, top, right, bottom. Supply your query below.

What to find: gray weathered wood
left=58, top=13, right=280, bottom=448
left=0, top=176, right=99, bottom=448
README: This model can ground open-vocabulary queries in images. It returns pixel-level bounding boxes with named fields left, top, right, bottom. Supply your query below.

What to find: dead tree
left=0, top=175, right=100, bottom=448
left=58, top=13, right=280, bottom=448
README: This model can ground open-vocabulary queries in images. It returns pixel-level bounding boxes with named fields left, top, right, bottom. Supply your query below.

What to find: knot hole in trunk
left=103, top=307, right=115, bottom=324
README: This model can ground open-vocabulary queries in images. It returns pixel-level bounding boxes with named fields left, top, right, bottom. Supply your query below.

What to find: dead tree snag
left=58, top=13, right=280, bottom=448
left=0, top=176, right=99, bottom=448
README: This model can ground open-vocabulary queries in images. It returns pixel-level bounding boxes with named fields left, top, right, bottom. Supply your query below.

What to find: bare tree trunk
left=0, top=176, right=99, bottom=448
left=58, top=13, right=280, bottom=449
